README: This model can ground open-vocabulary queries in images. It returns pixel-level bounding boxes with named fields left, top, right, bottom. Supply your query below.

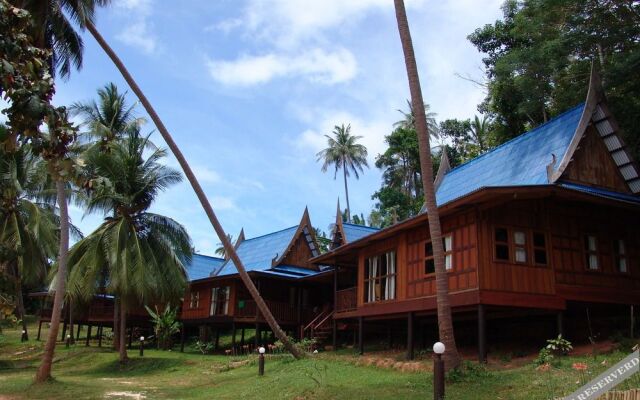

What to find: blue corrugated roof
left=186, top=254, right=225, bottom=281
left=560, top=182, right=640, bottom=204
left=215, top=226, right=299, bottom=277
left=436, top=104, right=585, bottom=206
left=342, top=223, right=379, bottom=242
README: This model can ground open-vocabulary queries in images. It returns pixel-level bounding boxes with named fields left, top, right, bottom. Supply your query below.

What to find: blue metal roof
left=559, top=182, right=640, bottom=204
left=436, top=104, right=585, bottom=206
left=186, top=253, right=225, bottom=281
left=215, top=226, right=299, bottom=277
left=342, top=223, right=380, bottom=242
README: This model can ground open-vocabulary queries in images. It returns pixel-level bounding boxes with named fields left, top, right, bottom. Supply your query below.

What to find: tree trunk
left=343, top=165, right=351, bottom=222
left=393, top=0, right=461, bottom=370
left=86, top=21, right=303, bottom=359
left=35, top=179, right=70, bottom=382
left=119, top=302, right=128, bottom=364
left=68, top=298, right=74, bottom=345
left=113, top=296, right=120, bottom=350
left=12, top=263, right=29, bottom=341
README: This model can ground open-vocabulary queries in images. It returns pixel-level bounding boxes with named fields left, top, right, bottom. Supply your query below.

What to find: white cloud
left=204, top=18, right=243, bottom=34
left=192, top=165, right=221, bottom=184
left=211, top=196, right=237, bottom=211
left=207, top=48, right=357, bottom=86
left=114, top=0, right=157, bottom=54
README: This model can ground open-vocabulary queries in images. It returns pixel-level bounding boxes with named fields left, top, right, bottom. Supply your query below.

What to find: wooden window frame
left=424, top=234, right=454, bottom=276
left=583, top=234, right=600, bottom=271
left=210, top=286, right=230, bottom=316
left=613, top=239, right=628, bottom=274
left=364, top=250, right=397, bottom=304
left=189, top=291, right=200, bottom=309
left=492, top=226, right=549, bottom=267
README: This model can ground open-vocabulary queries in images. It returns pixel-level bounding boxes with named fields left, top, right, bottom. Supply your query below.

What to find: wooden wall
left=181, top=279, right=236, bottom=320
left=478, top=199, right=556, bottom=295
left=280, top=233, right=316, bottom=270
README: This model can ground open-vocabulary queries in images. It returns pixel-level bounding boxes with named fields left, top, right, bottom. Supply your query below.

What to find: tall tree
left=316, top=124, right=369, bottom=222
left=393, top=0, right=461, bottom=369
left=394, top=99, right=440, bottom=137
left=66, top=130, right=191, bottom=364
left=84, top=18, right=303, bottom=359
left=0, top=141, right=59, bottom=341
left=0, top=2, right=78, bottom=382
left=215, top=234, right=234, bottom=259
left=468, top=0, right=640, bottom=157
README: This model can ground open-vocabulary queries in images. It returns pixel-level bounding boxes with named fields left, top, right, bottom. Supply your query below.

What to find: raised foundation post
left=478, top=304, right=487, bottom=364
left=407, top=312, right=414, bottom=360
left=358, top=316, right=364, bottom=355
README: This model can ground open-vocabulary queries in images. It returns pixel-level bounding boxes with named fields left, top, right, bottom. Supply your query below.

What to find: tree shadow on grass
left=84, top=357, right=183, bottom=377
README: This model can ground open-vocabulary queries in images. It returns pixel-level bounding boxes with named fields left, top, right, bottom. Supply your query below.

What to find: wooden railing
left=236, top=300, right=298, bottom=323
left=336, top=287, right=357, bottom=312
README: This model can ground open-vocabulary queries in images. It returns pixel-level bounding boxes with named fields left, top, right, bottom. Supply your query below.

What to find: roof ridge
left=193, top=253, right=224, bottom=261
left=343, top=222, right=379, bottom=230
left=239, top=225, right=298, bottom=243
left=443, top=103, right=585, bottom=176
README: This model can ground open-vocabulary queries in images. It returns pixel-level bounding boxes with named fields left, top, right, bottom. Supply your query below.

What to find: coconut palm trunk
left=85, top=21, right=303, bottom=359
left=118, top=303, right=128, bottom=364
left=35, top=179, right=70, bottom=382
left=13, top=267, right=28, bottom=341
left=342, top=165, right=351, bottom=222
left=393, top=0, right=461, bottom=369
left=113, top=296, right=120, bottom=350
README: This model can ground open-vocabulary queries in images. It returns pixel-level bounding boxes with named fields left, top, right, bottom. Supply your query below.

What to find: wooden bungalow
left=179, top=208, right=337, bottom=352
left=313, top=70, right=640, bottom=361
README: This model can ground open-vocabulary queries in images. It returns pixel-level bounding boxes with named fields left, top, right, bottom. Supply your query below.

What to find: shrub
left=195, top=340, right=215, bottom=354
left=546, top=335, right=572, bottom=356
left=446, top=360, right=490, bottom=383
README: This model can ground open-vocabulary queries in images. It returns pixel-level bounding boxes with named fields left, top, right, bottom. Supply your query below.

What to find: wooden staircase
left=302, top=306, right=334, bottom=347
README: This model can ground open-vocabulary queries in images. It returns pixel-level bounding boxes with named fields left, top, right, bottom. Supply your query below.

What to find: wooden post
left=387, top=325, right=393, bottom=349
left=332, top=266, right=338, bottom=350
left=358, top=316, right=364, bottom=355
left=332, top=319, right=337, bottom=350
left=76, top=324, right=81, bottom=340
left=478, top=304, right=487, bottom=364
left=231, top=322, right=237, bottom=355
left=180, top=326, right=185, bottom=352
left=255, top=322, right=261, bottom=348
left=407, top=312, right=414, bottom=360
left=241, top=327, right=245, bottom=347
left=557, top=311, right=564, bottom=338
left=214, top=327, right=220, bottom=350
left=128, top=327, right=133, bottom=349
left=98, top=326, right=103, bottom=347
left=37, top=320, right=42, bottom=341
left=61, top=321, right=67, bottom=342
left=86, top=324, right=92, bottom=346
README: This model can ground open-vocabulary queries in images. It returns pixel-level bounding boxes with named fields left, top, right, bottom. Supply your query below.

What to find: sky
left=48, top=0, right=505, bottom=256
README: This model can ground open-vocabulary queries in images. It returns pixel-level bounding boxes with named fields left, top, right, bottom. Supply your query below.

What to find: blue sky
left=49, top=0, right=503, bottom=256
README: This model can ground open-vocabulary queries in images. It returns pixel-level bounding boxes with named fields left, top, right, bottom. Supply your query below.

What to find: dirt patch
left=104, top=391, right=146, bottom=400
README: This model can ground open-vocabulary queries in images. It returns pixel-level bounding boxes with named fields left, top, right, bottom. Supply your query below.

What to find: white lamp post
left=433, top=342, right=445, bottom=400
left=139, top=336, right=145, bottom=357
left=258, top=346, right=266, bottom=376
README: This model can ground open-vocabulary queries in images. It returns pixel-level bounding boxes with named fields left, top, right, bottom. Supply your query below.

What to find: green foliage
left=534, top=347, right=554, bottom=366
left=195, top=340, right=215, bottom=355
left=446, top=360, right=490, bottom=383
left=313, top=228, right=330, bottom=254
left=546, top=334, right=573, bottom=356
left=468, top=0, right=640, bottom=159
left=274, top=336, right=317, bottom=354
left=145, top=304, right=181, bottom=350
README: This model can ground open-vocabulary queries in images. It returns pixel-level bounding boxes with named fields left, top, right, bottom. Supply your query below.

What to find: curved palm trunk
left=86, top=22, right=303, bottom=359
left=393, top=0, right=460, bottom=370
left=14, top=271, right=29, bottom=341
left=35, top=179, right=70, bottom=382
left=342, top=166, right=351, bottom=222
left=113, top=296, right=120, bottom=350
left=118, top=303, right=128, bottom=364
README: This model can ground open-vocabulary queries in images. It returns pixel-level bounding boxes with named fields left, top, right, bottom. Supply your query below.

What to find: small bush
left=195, top=340, right=215, bottom=354
left=546, top=335, right=572, bottom=356
left=446, top=360, right=490, bottom=383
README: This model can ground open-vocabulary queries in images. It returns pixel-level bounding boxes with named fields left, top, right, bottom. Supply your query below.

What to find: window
left=514, top=231, right=527, bottom=263
left=614, top=239, right=627, bottom=273
left=425, top=235, right=453, bottom=274
left=533, top=232, right=548, bottom=265
left=495, top=228, right=510, bottom=261
left=210, top=286, right=230, bottom=316
left=365, top=251, right=396, bottom=303
left=584, top=235, right=599, bottom=270
left=189, top=291, right=199, bottom=309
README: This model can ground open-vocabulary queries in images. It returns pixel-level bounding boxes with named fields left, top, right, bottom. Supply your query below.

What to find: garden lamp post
left=139, top=336, right=145, bottom=357
left=258, top=346, right=265, bottom=376
left=21, top=330, right=27, bottom=342
left=433, top=342, right=445, bottom=400
left=66, top=334, right=71, bottom=348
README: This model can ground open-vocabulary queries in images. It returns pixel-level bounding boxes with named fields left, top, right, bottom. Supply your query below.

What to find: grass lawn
left=1, top=321, right=638, bottom=399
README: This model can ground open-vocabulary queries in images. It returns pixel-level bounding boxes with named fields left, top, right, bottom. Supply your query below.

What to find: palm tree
left=393, top=0, right=461, bottom=369
left=470, top=115, right=489, bottom=152
left=66, top=129, right=192, bottom=364
left=316, top=124, right=369, bottom=222
left=0, top=140, right=59, bottom=342
left=71, top=82, right=142, bottom=351
left=215, top=234, right=234, bottom=259
left=394, top=99, right=439, bottom=137
left=84, top=18, right=304, bottom=359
